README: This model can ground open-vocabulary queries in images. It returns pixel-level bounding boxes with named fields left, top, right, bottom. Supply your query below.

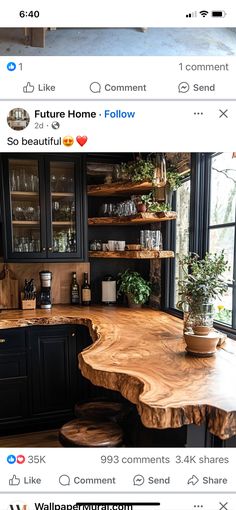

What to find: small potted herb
left=117, top=270, right=152, bottom=308
left=135, top=193, right=153, bottom=212
left=148, top=201, right=171, bottom=213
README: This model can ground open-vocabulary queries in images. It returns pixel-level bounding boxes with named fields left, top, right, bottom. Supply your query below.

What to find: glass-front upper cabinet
left=48, top=160, right=78, bottom=256
left=1, top=155, right=85, bottom=261
left=7, top=158, right=45, bottom=258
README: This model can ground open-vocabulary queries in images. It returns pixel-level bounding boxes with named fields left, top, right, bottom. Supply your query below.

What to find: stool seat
left=59, top=418, right=124, bottom=447
left=74, top=400, right=127, bottom=423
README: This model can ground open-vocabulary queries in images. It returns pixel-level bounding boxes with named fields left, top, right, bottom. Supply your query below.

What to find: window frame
left=164, top=152, right=236, bottom=339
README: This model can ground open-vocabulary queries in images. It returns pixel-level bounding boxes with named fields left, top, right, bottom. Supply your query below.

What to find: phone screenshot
left=0, top=3, right=236, bottom=510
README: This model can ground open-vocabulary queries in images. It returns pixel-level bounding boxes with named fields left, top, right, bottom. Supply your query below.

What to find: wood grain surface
left=88, top=213, right=176, bottom=226
left=87, top=181, right=154, bottom=196
left=88, top=250, right=174, bottom=259
left=0, top=306, right=236, bottom=440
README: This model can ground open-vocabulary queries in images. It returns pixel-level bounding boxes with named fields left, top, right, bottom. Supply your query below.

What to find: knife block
left=21, top=293, right=36, bottom=310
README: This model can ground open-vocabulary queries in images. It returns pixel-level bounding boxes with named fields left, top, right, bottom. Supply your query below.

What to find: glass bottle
left=71, top=272, right=80, bottom=305
left=81, top=272, right=91, bottom=306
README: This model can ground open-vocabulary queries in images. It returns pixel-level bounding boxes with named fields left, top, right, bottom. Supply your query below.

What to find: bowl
left=184, top=331, right=220, bottom=357
left=126, top=244, right=141, bottom=251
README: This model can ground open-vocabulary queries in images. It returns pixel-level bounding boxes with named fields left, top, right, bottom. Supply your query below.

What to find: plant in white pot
left=177, top=251, right=230, bottom=336
left=117, top=270, right=152, bottom=308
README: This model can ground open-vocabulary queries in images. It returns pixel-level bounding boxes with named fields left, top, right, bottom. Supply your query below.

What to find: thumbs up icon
left=23, top=82, right=35, bottom=93
left=9, top=474, right=21, bottom=486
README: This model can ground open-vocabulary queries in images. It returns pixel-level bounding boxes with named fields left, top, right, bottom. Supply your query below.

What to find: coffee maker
left=39, top=271, right=52, bottom=309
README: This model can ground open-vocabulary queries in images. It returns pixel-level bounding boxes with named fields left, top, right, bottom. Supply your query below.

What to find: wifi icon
left=199, top=10, right=209, bottom=17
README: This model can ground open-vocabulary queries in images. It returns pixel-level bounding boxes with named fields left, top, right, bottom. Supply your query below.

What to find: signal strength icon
left=186, top=11, right=197, bottom=18
left=199, top=10, right=209, bottom=17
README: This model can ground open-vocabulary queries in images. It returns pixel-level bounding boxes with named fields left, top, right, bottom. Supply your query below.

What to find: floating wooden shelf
left=88, top=212, right=177, bottom=226
left=89, top=250, right=174, bottom=259
left=87, top=181, right=154, bottom=196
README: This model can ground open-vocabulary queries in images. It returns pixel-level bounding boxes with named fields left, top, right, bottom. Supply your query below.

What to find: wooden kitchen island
left=1, top=306, right=236, bottom=444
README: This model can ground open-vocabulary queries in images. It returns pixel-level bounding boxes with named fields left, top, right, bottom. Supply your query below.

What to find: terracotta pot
left=137, top=203, right=147, bottom=213
left=184, top=331, right=219, bottom=357
left=193, top=325, right=212, bottom=336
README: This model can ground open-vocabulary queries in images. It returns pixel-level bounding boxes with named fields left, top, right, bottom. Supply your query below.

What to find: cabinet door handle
left=42, top=247, right=46, bottom=252
left=48, top=247, right=52, bottom=251
left=72, top=332, right=76, bottom=337
left=0, top=339, right=6, bottom=343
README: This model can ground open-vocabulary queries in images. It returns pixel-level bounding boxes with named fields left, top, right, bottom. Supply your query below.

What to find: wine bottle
left=81, top=272, right=91, bottom=305
left=71, top=272, right=80, bottom=305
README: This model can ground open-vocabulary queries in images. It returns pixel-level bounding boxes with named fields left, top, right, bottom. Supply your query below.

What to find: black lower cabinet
left=29, top=326, right=79, bottom=418
left=0, top=324, right=94, bottom=433
left=0, top=329, right=28, bottom=425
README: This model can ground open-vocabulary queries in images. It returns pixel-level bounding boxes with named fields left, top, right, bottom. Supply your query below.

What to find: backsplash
left=0, top=261, right=90, bottom=305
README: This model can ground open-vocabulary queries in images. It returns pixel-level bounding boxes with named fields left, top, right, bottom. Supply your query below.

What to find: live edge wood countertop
left=0, top=305, right=236, bottom=440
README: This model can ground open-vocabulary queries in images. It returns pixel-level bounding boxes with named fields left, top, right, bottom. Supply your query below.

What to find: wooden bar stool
left=74, top=400, right=127, bottom=424
left=59, top=418, right=124, bottom=447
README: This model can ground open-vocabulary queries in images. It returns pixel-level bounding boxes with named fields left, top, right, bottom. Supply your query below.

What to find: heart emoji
left=17, top=455, right=25, bottom=464
left=76, top=136, right=88, bottom=147
left=63, top=135, right=74, bottom=147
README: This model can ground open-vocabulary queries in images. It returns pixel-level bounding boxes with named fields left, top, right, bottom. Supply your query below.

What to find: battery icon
left=211, top=11, right=226, bottom=17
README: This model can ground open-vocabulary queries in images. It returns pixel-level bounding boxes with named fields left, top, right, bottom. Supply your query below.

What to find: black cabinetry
left=0, top=329, right=28, bottom=424
left=0, top=324, right=92, bottom=432
left=0, top=155, right=86, bottom=262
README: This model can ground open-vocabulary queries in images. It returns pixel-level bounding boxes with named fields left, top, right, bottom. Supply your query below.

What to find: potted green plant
left=136, top=193, right=153, bottom=212
left=165, top=170, right=182, bottom=206
left=117, top=270, right=152, bottom=308
left=122, top=158, right=156, bottom=183
left=177, top=251, right=230, bottom=337
left=147, top=201, right=171, bottom=213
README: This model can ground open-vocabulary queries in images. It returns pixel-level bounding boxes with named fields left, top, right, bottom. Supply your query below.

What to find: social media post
left=0, top=1, right=235, bottom=28
left=0, top=27, right=236, bottom=55
left=0, top=150, right=236, bottom=453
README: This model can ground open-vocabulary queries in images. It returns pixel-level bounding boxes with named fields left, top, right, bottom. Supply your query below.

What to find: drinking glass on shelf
left=152, top=230, right=162, bottom=250
left=51, top=174, right=57, bottom=192
left=21, top=168, right=28, bottom=191
left=34, top=239, right=41, bottom=252
left=16, top=173, right=20, bottom=191
left=58, top=175, right=68, bottom=192
left=107, top=203, right=114, bottom=217
left=30, top=207, right=36, bottom=220
left=99, top=203, right=108, bottom=216
left=11, top=170, right=16, bottom=191
left=15, top=205, right=24, bottom=221
left=67, top=177, right=74, bottom=193
left=30, top=174, right=39, bottom=192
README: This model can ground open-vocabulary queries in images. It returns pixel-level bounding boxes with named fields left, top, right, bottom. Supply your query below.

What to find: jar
left=183, top=301, right=214, bottom=335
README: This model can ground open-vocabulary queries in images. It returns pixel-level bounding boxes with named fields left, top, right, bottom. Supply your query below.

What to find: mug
left=102, top=243, right=108, bottom=251
left=115, top=241, right=126, bottom=251
left=108, top=240, right=117, bottom=251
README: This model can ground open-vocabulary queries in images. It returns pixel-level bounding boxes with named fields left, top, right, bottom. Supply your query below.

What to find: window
left=168, top=178, right=191, bottom=311
left=208, top=153, right=236, bottom=328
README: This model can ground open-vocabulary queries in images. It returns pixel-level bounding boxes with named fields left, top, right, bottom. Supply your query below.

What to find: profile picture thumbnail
left=7, top=108, right=30, bottom=131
